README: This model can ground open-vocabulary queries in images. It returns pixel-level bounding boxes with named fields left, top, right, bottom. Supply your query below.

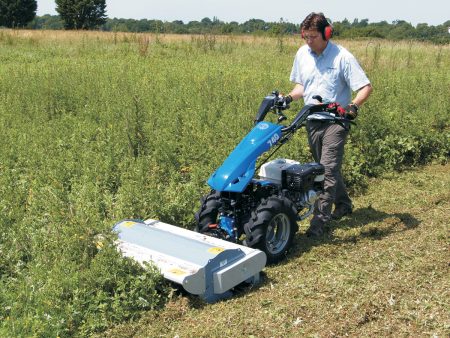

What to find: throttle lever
left=312, top=95, right=323, bottom=103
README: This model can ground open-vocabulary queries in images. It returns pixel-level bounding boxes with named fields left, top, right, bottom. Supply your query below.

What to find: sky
left=36, top=0, right=449, bottom=26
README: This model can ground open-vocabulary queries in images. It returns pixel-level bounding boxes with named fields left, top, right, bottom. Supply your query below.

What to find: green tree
left=0, top=0, right=37, bottom=27
left=201, top=17, right=213, bottom=26
left=241, top=19, right=267, bottom=33
left=55, top=0, right=107, bottom=30
left=29, top=14, right=64, bottom=29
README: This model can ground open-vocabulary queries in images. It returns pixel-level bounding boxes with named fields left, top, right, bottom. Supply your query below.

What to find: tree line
left=1, top=0, right=449, bottom=44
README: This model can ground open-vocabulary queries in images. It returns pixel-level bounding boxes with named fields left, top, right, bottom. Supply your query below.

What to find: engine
left=258, top=158, right=325, bottom=209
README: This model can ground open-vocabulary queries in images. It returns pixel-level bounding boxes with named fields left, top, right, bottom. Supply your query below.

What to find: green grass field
left=0, top=30, right=449, bottom=336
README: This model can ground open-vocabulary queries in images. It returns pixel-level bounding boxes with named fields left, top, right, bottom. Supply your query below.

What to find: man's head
left=301, top=12, right=333, bottom=54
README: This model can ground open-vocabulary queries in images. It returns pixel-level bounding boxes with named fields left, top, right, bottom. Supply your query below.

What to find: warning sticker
left=208, top=247, right=225, bottom=254
left=121, top=221, right=136, bottom=228
left=168, top=268, right=188, bottom=276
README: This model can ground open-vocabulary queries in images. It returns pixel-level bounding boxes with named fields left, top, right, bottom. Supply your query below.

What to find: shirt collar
left=308, top=41, right=333, bottom=58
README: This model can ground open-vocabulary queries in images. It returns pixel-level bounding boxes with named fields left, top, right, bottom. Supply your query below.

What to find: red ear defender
left=324, top=24, right=333, bottom=40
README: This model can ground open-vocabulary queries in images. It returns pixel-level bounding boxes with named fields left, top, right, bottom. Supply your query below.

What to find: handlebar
left=254, top=91, right=354, bottom=135
left=254, top=91, right=289, bottom=124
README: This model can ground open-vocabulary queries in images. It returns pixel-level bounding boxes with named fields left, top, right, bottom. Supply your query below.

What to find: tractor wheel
left=244, top=196, right=298, bottom=264
left=195, top=190, right=220, bottom=233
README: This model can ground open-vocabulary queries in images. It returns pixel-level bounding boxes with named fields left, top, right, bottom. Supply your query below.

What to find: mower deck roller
left=113, top=219, right=267, bottom=302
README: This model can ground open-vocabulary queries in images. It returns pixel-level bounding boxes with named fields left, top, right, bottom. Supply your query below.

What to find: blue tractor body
left=207, top=122, right=282, bottom=193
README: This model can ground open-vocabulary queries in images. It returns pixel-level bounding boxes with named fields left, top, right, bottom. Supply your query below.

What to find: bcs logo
left=258, top=123, right=269, bottom=130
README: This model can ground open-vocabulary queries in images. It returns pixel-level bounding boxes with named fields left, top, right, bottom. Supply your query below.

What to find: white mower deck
left=113, top=219, right=266, bottom=302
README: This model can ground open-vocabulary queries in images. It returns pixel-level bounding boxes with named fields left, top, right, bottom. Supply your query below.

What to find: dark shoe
left=306, top=219, right=325, bottom=237
left=331, top=207, right=353, bottom=220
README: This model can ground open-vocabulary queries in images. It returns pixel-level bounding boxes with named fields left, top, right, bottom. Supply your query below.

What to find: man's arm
left=288, top=84, right=304, bottom=101
left=352, top=84, right=373, bottom=107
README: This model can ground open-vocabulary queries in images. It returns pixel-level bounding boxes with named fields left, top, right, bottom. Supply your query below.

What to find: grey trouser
left=306, top=120, right=352, bottom=224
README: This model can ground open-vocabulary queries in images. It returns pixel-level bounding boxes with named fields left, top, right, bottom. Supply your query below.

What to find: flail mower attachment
left=113, top=219, right=266, bottom=303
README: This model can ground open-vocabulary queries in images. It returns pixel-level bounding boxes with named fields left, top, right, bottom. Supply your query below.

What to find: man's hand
left=344, top=103, right=359, bottom=120
left=284, top=94, right=293, bottom=105
left=275, top=94, right=293, bottom=110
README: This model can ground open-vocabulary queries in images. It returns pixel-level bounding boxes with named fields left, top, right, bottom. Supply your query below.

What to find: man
left=283, top=12, right=373, bottom=237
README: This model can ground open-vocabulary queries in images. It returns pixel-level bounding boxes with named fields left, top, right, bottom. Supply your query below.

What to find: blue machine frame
left=207, top=121, right=282, bottom=193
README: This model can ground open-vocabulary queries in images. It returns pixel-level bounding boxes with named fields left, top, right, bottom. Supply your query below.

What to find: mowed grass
left=103, top=163, right=449, bottom=337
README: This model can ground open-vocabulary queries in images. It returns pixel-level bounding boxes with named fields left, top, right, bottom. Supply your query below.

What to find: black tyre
left=244, top=196, right=298, bottom=264
left=194, top=190, right=220, bottom=233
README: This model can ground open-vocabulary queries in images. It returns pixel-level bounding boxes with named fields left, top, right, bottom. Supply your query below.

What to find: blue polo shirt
left=290, top=41, right=370, bottom=107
